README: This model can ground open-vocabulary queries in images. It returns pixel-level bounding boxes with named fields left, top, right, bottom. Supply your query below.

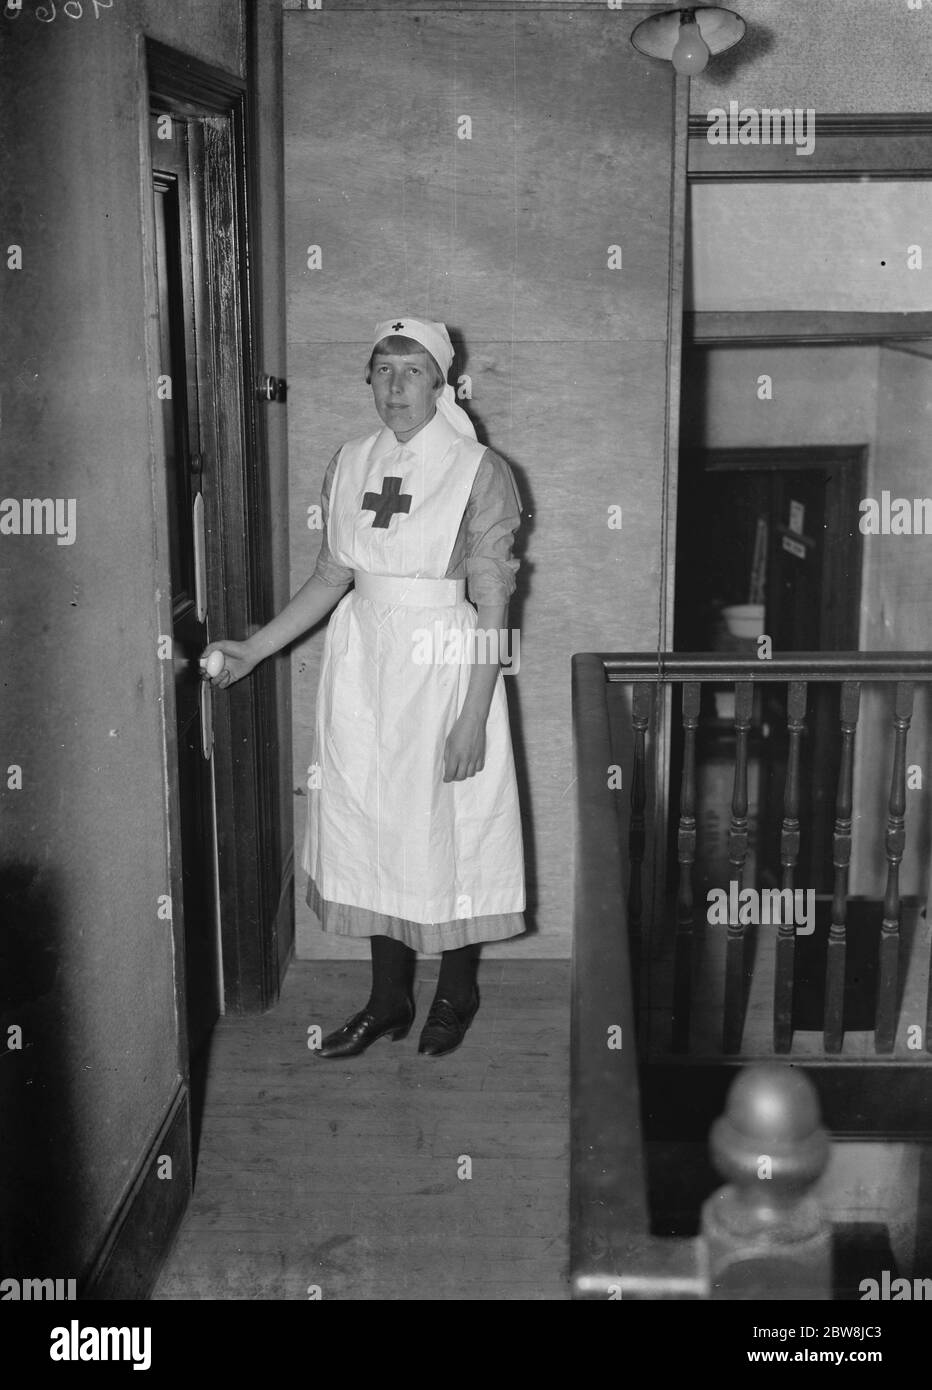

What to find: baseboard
left=81, top=1083, right=191, bottom=1300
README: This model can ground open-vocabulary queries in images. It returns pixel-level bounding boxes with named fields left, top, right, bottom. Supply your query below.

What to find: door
left=151, top=115, right=222, bottom=1060
left=765, top=469, right=849, bottom=887
left=146, top=39, right=291, bottom=1047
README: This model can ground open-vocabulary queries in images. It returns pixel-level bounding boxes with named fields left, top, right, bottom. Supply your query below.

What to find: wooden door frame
left=145, top=40, right=284, bottom=1016
left=693, top=444, right=868, bottom=653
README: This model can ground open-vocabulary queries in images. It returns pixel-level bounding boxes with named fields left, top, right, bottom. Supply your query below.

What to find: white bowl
left=722, top=603, right=765, bottom=638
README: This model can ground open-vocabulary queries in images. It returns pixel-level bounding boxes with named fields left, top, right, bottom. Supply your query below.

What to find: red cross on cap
left=391, top=321, right=404, bottom=331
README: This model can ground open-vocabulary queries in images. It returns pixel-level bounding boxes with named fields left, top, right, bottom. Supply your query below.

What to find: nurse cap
left=371, top=316, right=477, bottom=440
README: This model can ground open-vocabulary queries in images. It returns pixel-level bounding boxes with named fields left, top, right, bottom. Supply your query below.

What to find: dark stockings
left=367, top=934, right=415, bottom=1016
left=367, top=936, right=481, bottom=1016
left=434, top=942, right=481, bottom=1011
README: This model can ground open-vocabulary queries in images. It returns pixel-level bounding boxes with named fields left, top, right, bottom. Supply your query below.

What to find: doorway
left=667, top=141, right=932, bottom=910
left=150, top=118, right=223, bottom=1062
left=144, top=42, right=289, bottom=1160
left=674, top=442, right=865, bottom=892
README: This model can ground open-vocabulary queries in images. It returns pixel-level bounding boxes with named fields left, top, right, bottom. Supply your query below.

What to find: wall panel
left=0, top=0, right=250, bottom=1282
left=284, top=6, right=677, bottom=958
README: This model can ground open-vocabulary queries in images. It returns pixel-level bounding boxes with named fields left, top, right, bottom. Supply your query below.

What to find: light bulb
left=672, top=18, right=710, bottom=75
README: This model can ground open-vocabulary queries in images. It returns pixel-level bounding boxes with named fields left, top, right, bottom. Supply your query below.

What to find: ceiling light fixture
left=630, top=6, right=746, bottom=77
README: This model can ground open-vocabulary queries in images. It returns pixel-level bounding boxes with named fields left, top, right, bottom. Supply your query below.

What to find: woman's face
left=370, top=350, right=443, bottom=441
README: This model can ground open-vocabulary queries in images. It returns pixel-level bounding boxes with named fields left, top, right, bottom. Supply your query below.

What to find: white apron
left=302, top=411, right=526, bottom=931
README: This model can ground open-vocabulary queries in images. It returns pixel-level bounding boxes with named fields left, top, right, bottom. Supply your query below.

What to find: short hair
left=365, top=335, right=445, bottom=388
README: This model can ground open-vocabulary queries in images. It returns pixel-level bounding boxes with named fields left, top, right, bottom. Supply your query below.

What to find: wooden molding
left=686, top=312, right=932, bottom=346
left=147, top=40, right=246, bottom=111
left=689, top=113, right=932, bottom=141
left=274, top=847, right=296, bottom=990
left=682, top=444, right=867, bottom=475
left=81, top=1084, right=191, bottom=1300
left=689, top=112, right=932, bottom=181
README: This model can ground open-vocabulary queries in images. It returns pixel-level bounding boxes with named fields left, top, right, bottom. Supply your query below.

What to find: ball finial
left=726, top=1063, right=822, bottom=1143
left=710, top=1063, right=829, bottom=1192
left=702, top=1064, right=833, bottom=1298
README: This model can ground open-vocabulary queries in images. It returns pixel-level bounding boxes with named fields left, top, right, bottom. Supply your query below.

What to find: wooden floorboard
left=153, top=960, right=571, bottom=1301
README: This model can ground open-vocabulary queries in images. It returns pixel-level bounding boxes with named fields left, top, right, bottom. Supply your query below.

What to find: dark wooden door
left=151, top=117, right=222, bottom=1059
left=760, top=469, right=839, bottom=888
left=766, top=472, right=828, bottom=649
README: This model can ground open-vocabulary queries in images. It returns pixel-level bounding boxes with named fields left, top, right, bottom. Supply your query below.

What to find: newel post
left=700, top=1063, right=832, bottom=1299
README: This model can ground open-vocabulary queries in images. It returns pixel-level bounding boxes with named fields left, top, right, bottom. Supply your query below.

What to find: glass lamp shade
left=631, top=6, right=746, bottom=74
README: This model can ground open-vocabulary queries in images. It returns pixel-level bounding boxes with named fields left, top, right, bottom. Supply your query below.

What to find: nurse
left=203, top=317, right=525, bottom=1057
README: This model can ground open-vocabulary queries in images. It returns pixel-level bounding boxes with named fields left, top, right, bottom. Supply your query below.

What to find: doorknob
left=257, top=373, right=287, bottom=403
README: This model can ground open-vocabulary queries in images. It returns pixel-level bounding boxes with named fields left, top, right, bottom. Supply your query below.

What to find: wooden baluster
left=824, top=681, right=861, bottom=1054
left=628, top=683, right=653, bottom=1008
left=700, top=1063, right=832, bottom=1299
left=774, top=681, right=807, bottom=1054
left=723, top=681, right=753, bottom=1054
left=875, top=682, right=913, bottom=1053
left=673, top=682, right=701, bottom=1053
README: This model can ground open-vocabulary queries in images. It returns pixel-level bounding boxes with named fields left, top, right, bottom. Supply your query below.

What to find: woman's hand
left=200, top=639, right=259, bottom=690
left=443, top=711, right=486, bottom=782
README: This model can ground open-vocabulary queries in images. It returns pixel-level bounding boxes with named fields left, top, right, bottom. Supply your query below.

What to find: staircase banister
left=571, top=655, right=837, bottom=1300
left=571, top=654, right=704, bottom=1298
left=599, top=651, right=932, bottom=682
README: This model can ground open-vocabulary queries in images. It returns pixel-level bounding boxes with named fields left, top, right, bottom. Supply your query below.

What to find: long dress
left=301, top=407, right=526, bottom=954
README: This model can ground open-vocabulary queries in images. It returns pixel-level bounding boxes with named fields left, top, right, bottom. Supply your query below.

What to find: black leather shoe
left=316, top=1001, right=414, bottom=1059
left=417, top=989, right=479, bottom=1057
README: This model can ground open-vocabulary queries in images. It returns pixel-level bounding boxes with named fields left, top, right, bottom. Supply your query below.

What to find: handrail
left=570, top=653, right=702, bottom=1299
left=600, top=651, right=932, bottom=681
